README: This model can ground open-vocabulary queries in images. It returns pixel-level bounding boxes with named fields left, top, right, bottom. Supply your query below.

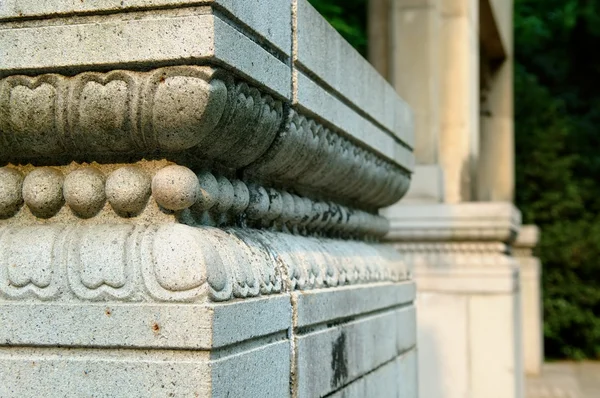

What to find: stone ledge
left=384, top=202, right=522, bottom=242
left=0, top=297, right=290, bottom=349
left=0, top=0, right=293, bottom=57
left=293, top=281, right=416, bottom=328
left=0, top=341, right=291, bottom=398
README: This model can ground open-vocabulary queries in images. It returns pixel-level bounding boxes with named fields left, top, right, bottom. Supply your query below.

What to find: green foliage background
left=310, top=0, right=600, bottom=359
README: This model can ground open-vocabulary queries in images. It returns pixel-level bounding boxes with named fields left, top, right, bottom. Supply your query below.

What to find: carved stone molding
left=0, top=66, right=281, bottom=166
left=0, top=66, right=411, bottom=209
left=0, top=223, right=408, bottom=303
left=0, top=163, right=389, bottom=239
left=393, top=242, right=514, bottom=269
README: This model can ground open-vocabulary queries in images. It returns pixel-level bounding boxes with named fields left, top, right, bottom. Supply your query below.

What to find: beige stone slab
left=384, top=202, right=521, bottom=241
left=400, top=164, right=445, bottom=203
left=469, top=293, right=524, bottom=398
left=390, top=5, right=441, bottom=164
left=0, top=0, right=292, bottom=55
left=439, top=11, right=479, bottom=203
left=0, top=11, right=291, bottom=98
left=415, top=266, right=519, bottom=294
left=0, top=340, right=290, bottom=397
left=417, top=292, right=470, bottom=398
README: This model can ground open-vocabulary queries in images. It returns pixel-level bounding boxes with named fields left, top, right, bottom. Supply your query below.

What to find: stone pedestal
left=385, top=202, right=524, bottom=398
left=514, top=225, right=543, bottom=377
left=0, top=1, right=417, bottom=396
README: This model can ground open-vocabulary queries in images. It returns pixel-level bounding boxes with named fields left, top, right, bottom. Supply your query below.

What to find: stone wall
left=0, top=1, right=417, bottom=396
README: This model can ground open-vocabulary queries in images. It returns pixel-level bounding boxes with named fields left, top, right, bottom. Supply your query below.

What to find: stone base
left=386, top=202, right=524, bottom=398
left=0, top=223, right=417, bottom=397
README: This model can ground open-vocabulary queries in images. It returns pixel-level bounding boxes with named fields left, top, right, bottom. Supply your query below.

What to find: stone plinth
left=514, top=225, right=543, bottom=377
left=384, top=202, right=524, bottom=398
left=0, top=1, right=417, bottom=396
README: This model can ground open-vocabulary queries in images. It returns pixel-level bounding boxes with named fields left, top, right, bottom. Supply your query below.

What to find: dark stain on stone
left=331, top=332, right=348, bottom=388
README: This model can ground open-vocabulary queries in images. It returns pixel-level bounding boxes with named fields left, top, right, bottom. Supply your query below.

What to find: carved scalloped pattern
left=0, top=66, right=283, bottom=169
left=0, top=66, right=411, bottom=209
left=245, top=110, right=411, bottom=208
left=393, top=241, right=515, bottom=269
left=0, top=223, right=407, bottom=303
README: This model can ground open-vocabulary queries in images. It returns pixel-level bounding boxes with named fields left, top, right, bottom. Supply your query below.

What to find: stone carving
left=393, top=242, right=515, bottom=269
left=0, top=223, right=406, bottom=303
left=0, top=164, right=389, bottom=238
left=246, top=110, right=411, bottom=208
left=0, top=66, right=282, bottom=168
left=0, top=66, right=412, bottom=209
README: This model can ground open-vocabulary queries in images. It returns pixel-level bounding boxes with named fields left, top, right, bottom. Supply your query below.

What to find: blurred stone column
left=514, top=225, right=544, bottom=376
left=370, top=0, right=524, bottom=397
left=478, top=0, right=515, bottom=202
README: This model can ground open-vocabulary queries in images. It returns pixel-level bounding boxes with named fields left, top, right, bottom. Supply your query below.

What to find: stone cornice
left=513, top=224, right=540, bottom=249
left=383, top=202, right=521, bottom=242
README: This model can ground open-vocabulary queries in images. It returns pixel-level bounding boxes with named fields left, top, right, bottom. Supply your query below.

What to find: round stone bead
left=152, top=165, right=200, bottom=211
left=106, top=166, right=151, bottom=216
left=63, top=167, right=106, bottom=218
left=22, top=167, right=64, bottom=218
left=0, top=167, right=24, bottom=218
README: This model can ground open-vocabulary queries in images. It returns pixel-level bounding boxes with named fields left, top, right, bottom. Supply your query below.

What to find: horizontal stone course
left=0, top=0, right=292, bottom=56
left=295, top=306, right=416, bottom=397
left=295, top=0, right=414, bottom=148
left=0, top=340, right=291, bottom=398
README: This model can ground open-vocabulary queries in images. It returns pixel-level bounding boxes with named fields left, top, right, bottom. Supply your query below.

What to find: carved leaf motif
left=75, top=225, right=130, bottom=289
left=151, top=224, right=207, bottom=292
left=5, top=227, right=56, bottom=288
left=75, top=79, right=130, bottom=152
left=6, top=83, right=62, bottom=155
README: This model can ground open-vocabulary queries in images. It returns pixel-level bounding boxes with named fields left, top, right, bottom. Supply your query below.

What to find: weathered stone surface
left=0, top=163, right=392, bottom=238
left=293, top=281, right=416, bottom=328
left=0, top=11, right=291, bottom=98
left=295, top=306, right=416, bottom=397
left=295, top=0, right=413, bottom=148
left=0, top=0, right=292, bottom=56
left=0, top=223, right=408, bottom=302
left=0, top=340, right=291, bottom=398
left=0, top=2, right=417, bottom=397
left=328, top=349, right=418, bottom=398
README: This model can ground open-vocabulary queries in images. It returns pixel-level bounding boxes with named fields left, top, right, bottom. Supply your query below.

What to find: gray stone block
left=295, top=306, right=416, bottom=397
left=328, top=349, right=418, bottom=398
left=0, top=340, right=290, bottom=398
left=0, top=0, right=292, bottom=56
left=293, top=281, right=416, bottom=328
left=295, top=70, right=414, bottom=168
left=295, top=0, right=413, bottom=148
left=0, top=11, right=291, bottom=98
